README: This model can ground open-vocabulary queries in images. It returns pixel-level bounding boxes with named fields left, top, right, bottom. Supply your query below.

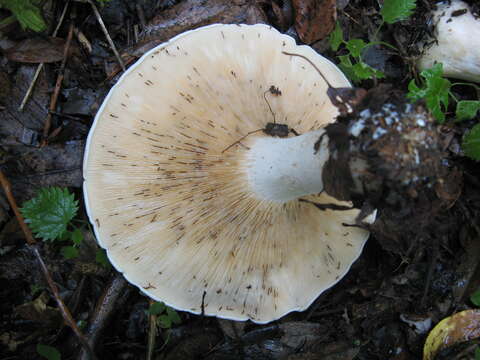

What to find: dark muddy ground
left=1, top=0, right=480, bottom=359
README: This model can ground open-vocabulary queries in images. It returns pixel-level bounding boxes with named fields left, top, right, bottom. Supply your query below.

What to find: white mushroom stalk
left=83, top=24, right=374, bottom=323
left=418, top=0, right=480, bottom=82
left=246, top=129, right=328, bottom=202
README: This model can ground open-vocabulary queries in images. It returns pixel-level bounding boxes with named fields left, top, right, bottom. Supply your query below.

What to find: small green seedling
left=329, top=23, right=385, bottom=83
left=147, top=302, right=182, bottom=329
left=407, top=63, right=480, bottom=160
left=329, top=0, right=416, bottom=83
left=407, top=63, right=451, bottom=123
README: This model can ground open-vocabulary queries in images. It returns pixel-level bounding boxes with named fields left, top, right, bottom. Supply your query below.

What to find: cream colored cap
left=83, top=24, right=371, bottom=323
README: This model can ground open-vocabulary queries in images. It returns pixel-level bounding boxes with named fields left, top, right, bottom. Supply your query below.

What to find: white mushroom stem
left=246, top=129, right=329, bottom=202
left=418, top=0, right=480, bottom=82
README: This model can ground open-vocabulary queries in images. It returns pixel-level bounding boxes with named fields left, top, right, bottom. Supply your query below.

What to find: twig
left=0, top=170, right=97, bottom=359
left=19, top=1, right=70, bottom=111
left=420, top=238, right=439, bottom=309
left=78, top=274, right=127, bottom=360
left=0, top=170, right=35, bottom=245
left=42, top=14, right=75, bottom=145
left=87, top=0, right=125, bottom=71
left=147, top=299, right=158, bottom=360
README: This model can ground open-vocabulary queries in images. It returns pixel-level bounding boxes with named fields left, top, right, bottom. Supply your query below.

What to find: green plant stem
left=452, top=82, right=480, bottom=90
left=449, top=91, right=459, bottom=103
left=372, top=21, right=384, bottom=41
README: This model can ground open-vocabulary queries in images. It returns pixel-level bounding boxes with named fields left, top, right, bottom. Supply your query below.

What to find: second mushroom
left=83, top=24, right=374, bottom=323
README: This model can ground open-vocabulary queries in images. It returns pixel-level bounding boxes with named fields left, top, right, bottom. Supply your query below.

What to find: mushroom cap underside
left=83, top=23, right=370, bottom=323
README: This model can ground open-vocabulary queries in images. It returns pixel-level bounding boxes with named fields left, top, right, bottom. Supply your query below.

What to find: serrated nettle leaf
left=148, top=301, right=166, bottom=315
left=329, top=22, right=344, bottom=51
left=463, top=123, right=480, bottom=161
left=61, top=246, right=79, bottom=259
left=381, top=0, right=416, bottom=24
left=1, top=0, right=46, bottom=32
left=21, top=187, right=78, bottom=241
left=36, top=344, right=61, bottom=360
left=71, top=228, right=83, bottom=245
left=456, top=100, right=480, bottom=121
left=345, top=39, right=367, bottom=58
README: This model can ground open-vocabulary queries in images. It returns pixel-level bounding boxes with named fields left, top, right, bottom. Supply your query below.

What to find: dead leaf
left=5, top=37, right=68, bottom=63
left=139, top=0, right=266, bottom=49
left=292, top=0, right=337, bottom=44
left=15, top=292, right=62, bottom=326
left=423, top=309, right=480, bottom=360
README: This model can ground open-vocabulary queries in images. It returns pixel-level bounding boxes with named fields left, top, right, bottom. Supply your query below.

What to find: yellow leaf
left=423, top=309, right=480, bottom=360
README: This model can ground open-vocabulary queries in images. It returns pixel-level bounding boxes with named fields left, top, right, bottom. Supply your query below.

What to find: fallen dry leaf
left=292, top=0, right=336, bottom=44
left=423, top=309, right=480, bottom=360
left=5, top=37, right=68, bottom=63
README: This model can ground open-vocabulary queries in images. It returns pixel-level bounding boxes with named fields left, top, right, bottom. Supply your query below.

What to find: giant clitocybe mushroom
left=83, top=24, right=374, bottom=323
left=418, top=0, right=480, bottom=82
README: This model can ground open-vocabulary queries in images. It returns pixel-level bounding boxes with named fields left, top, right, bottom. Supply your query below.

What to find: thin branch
left=19, top=1, right=70, bottom=111
left=42, top=16, right=75, bottom=144
left=78, top=274, right=127, bottom=360
left=87, top=0, right=126, bottom=71
left=0, top=170, right=97, bottom=359
left=0, top=171, right=35, bottom=245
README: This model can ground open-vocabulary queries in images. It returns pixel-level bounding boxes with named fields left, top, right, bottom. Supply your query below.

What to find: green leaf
left=471, top=289, right=480, bottom=307
left=61, top=246, right=79, bottom=259
left=21, top=187, right=78, bottom=241
left=381, top=0, right=417, bottom=24
left=407, top=63, right=451, bottom=123
left=95, top=249, right=111, bottom=268
left=0, top=0, right=47, bottom=32
left=148, top=301, right=166, bottom=315
left=37, top=344, right=61, bottom=360
left=166, top=306, right=181, bottom=325
left=476, top=346, right=480, bottom=360
left=463, top=123, right=480, bottom=161
left=158, top=314, right=172, bottom=329
left=345, top=39, right=367, bottom=58
left=338, top=55, right=360, bottom=83
left=456, top=100, right=480, bottom=121
left=352, top=62, right=385, bottom=80
left=329, top=21, right=343, bottom=51
left=407, top=79, right=426, bottom=101
left=70, top=228, right=83, bottom=246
